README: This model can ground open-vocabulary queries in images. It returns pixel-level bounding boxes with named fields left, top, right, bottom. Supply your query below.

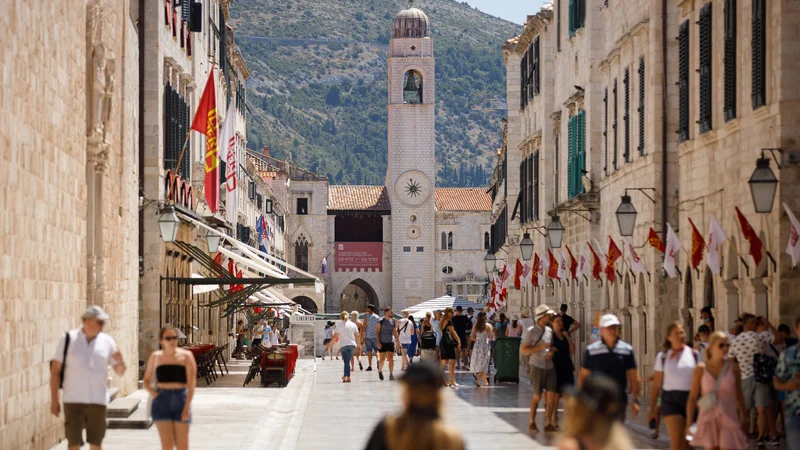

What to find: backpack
left=754, top=344, right=779, bottom=383
left=420, top=327, right=436, bottom=350
left=464, top=316, right=474, bottom=336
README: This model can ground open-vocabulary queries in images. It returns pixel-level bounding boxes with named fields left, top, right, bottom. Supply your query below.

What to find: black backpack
left=420, top=327, right=436, bottom=350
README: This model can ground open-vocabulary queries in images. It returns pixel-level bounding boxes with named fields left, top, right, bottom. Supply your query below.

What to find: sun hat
left=534, top=304, right=555, bottom=320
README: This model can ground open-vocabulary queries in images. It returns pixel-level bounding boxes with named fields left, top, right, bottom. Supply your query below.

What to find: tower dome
left=392, top=7, right=430, bottom=38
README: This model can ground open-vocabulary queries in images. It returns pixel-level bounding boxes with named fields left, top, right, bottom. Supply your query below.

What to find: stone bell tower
left=386, top=4, right=436, bottom=310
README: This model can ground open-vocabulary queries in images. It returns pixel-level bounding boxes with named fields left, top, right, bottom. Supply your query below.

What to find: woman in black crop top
left=143, top=327, right=197, bottom=449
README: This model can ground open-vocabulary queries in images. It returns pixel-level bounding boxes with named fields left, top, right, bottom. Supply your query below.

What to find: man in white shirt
left=270, top=322, right=280, bottom=346
left=50, top=306, right=126, bottom=450
left=397, top=310, right=414, bottom=370
left=252, top=321, right=265, bottom=347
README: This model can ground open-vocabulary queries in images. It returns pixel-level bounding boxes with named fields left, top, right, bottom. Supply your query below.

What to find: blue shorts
left=151, top=389, right=191, bottom=424
left=365, top=338, right=378, bottom=353
left=402, top=343, right=411, bottom=350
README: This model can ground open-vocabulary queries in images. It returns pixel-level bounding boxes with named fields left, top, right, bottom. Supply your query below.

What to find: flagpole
left=174, top=131, right=192, bottom=179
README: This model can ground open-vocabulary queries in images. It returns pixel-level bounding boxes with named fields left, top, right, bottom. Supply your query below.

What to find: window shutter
left=557, top=0, right=561, bottom=52
left=163, top=84, right=172, bottom=170
left=638, top=58, right=645, bottom=155
left=752, top=0, right=766, bottom=109
left=533, top=152, right=540, bottom=221
left=604, top=87, right=608, bottom=173
left=577, top=111, right=586, bottom=195
left=554, top=132, right=560, bottom=205
left=527, top=156, right=533, bottom=223
left=568, top=117, right=576, bottom=198
left=578, top=0, right=585, bottom=29
left=519, top=160, right=526, bottom=224
left=528, top=44, right=534, bottom=101
left=613, top=79, right=618, bottom=169
left=520, top=56, right=527, bottom=110
left=623, top=68, right=631, bottom=162
left=698, top=3, right=713, bottom=134
left=534, top=37, right=541, bottom=95
left=724, top=0, right=736, bottom=121
left=569, top=0, right=576, bottom=37
left=678, top=20, right=690, bottom=142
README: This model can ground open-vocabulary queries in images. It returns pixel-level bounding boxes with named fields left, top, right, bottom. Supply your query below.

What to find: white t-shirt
left=335, top=320, right=360, bottom=347
left=52, top=328, right=120, bottom=405
left=397, top=318, right=414, bottom=344
left=730, top=330, right=774, bottom=379
left=253, top=325, right=264, bottom=339
left=654, top=346, right=699, bottom=391
left=271, top=327, right=280, bottom=345
left=519, top=317, right=535, bottom=340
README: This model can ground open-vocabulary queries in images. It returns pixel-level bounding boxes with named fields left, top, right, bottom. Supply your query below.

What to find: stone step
left=107, top=397, right=141, bottom=418
left=109, top=387, right=120, bottom=401
left=107, top=401, right=152, bottom=429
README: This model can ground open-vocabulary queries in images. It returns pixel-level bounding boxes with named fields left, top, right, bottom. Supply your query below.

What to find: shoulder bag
left=697, top=359, right=728, bottom=412
left=754, top=344, right=779, bottom=383
left=50, top=331, right=71, bottom=389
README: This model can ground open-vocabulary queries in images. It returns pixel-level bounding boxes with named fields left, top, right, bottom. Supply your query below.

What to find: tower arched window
left=441, top=232, right=447, bottom=250
left=295, top=235, right=309, bottom=272
left=403, top=70, right=423, bottom=104
left=484, top=232, right=490, bottom=250
left=447, top=231, right=453, bottom=250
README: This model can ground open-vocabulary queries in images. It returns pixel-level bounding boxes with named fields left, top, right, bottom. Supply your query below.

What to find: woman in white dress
left=469, top=312, right=493, bottom=387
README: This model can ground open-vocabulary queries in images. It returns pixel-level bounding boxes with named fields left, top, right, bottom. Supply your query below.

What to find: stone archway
left=339, top=278, right=380, bottom=313
left=292, top=296, right=318, bottom=314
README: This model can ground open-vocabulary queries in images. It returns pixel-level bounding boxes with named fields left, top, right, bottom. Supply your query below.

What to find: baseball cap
left=82, top=305, right=110, bottom=321
left=534, top=304, right=555, bottom=320
left=399, top=361, right=444, bottom=389
left=599, top=314, right=621, bottom=328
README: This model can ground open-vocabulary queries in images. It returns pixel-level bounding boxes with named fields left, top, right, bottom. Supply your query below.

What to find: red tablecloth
left=261, top=345, right=298, bottom=382
left=184, top=344, right=215, bottom=359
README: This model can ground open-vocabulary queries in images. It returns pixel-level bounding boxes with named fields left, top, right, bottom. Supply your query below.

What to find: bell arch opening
left=402, top=70, right=423, bottom=104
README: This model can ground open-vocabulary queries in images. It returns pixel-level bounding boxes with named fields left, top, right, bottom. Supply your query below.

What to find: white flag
left=706, top=214, right=728, bottom=275
left=521, top=262, right=532, bottom=286
left=663, top=223, right=682, bottom=278
left=578, top=244, right=590, bottom=280
left=783, top=203, right=800, bottom=268
left=219, top=98, right=238, bottom=226
left=623, top=238, right=648, bottom=274
left=538, top=251, right=548, bottom=287
left=557, top=250, right=568, bottom=280
left=592, top=238, right=608, bottom=267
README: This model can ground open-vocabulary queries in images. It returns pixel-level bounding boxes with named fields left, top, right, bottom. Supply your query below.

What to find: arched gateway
left=339, top=279, right=380, bottom=313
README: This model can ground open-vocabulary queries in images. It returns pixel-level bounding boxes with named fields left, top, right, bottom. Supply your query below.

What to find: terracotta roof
left=328, top=185, right=390, bottom=211
left=435, top=188, right=492, bottom=212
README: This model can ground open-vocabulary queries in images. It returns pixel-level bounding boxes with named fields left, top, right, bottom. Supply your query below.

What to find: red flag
left=192, top=72, right=220, bottom=213
left=648, top=227, right=666, bottom=252
left=735, top=207, right=764, bottom=266
left=548, top=250, right=560, bottom=279
left=606, top=238, right=622, bottom=283
left=566, top=245, right=578, bottom=280
left=688, top=218, right=706, bottom=269
left=514, top=259, right=524, bottom=290
left=587, top=242, right=603, bottom=280
left=531, top=254, right=541, bottom=287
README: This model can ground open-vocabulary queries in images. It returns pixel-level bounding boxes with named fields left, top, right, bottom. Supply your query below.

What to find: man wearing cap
left=579, top=313, right=640, bottom=421
left=521, top=304, right=557, bottom=432
left=50, top=306, right=126, bottom=450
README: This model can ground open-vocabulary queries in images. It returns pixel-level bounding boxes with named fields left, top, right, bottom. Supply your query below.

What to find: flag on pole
left=532, top=254, right=542, bottom=287
left=219, top=98, right=238, bottom=225
left=648, top=227, right=665, bottom=253
left=689, top=218, right=705, bottom=269
left=606, top=237, right=622, bottom=283
left=537, top=252, right=547, bottom=287
left=521, top=262, right=532, bottom=286
left=593, top=238, right=609, bottom=267
left=256, top=215, right=264, bottom=246
left=734, top=207, right=764, bottom=266
left=321, top=256, right=328, bottom=276
left=548, top=250, right=560, bottom=279
left=663, top=223, right=682, bottom=278
left=557, top=250, right=568, bottom=280
left=707, top=214, right=727, bottom=275
left=514, top=259, right=524, bottom=290
left=578, top=244, right=590, bottom=279
left=587, top=243, right=603, bottom=280
left=624, top=237, right=648, bottom=274
left=500, top=263, right=511, bottom=291
left=191, top=71, right=220, bottom=213
left=566, top=245, right=578, bottom=280
left=783, top=203, right=800, bottom=268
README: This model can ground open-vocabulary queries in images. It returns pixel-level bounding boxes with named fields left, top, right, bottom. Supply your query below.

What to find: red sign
left=335, top=242, right=383, bottom=272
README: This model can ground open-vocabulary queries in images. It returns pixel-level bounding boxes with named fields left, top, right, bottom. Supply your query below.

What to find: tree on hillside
left=326, top=86, right=341, bottom=106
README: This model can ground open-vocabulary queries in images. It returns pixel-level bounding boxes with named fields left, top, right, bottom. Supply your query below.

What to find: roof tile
left=434, top=188, right=492, bottom=212
left=328, top=186, right=390, bottom=211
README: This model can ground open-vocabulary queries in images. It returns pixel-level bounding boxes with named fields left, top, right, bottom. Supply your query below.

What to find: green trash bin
left=494, top=337, right=521, bottom=383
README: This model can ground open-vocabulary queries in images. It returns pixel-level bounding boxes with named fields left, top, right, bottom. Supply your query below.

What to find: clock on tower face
left=395, top=171, right=432, bottom=207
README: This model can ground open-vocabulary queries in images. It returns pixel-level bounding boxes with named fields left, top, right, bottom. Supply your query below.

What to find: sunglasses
left=718, top=343, right=730, bottom=348
left=163, top=336, right=179, bottom=341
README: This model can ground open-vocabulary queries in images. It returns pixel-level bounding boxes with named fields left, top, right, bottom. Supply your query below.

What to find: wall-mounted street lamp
left=483, top=251, right=497, bottom=273
left=546, top=215, right=564, bottom=249
left=158, top=205, right=180, bottom=243
left=519, top=233, right=534, bottom=261
left=749, top=149, right=781, bottom=214
left=206, top=226, right=221, bottom=254
left=614, top=188, right=657, bottom=237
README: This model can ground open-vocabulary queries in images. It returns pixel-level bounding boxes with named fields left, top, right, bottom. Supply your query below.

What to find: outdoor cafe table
left=260, top=344, right=298, bottom=383
left=183, top=343, right=215, bottom=359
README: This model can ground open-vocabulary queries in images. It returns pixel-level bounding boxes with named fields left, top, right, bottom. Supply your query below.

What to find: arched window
left=441, top=232, right=447, bottom=250
left=484, top=232, right=490, bottom=250
left=447, top=231, right=453, bottom=250
left=704, top=272, right=714, bottom=308
left=403, top=70, right=423, bottom=104
left=295, top=235, right=309, bottom=271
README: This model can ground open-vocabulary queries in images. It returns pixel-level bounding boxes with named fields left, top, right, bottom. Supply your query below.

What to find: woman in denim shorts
left=144, top=327, right=198, bottom=450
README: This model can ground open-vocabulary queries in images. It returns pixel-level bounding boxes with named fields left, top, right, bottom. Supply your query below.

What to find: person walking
left=143, top=327, right=198, bottom=450
left=754, top=316, right=782, bottom=446
left=270, top=320, right=280, bottom=346
left=432, top=310, right=443, bottom=359
left=647, top=321, right=698, bottom=450
left=452, top=306, right=470, bottom=370
left=774, top=317, right=800, bottom=450
left=334, top=311, right=360, bottom=383
left=322, top=322, right=335, bottom=360
left=252, top=321, right=264, bottom=347
left=364, top=361, right=465, bottom=450
left=376, top=307, right=399, bottom=381
left=495, top=313, right=510, bottom=339
left=439, top=307, right=462, bottom=387
left=521, top=304, right=557, bottom=432
left=685, top=331, right=748, bottom=449
left=551, top=314, right=575, bottom=428
left=462, top=307, right=475, bottom=369
left=469, top=312, right=492, bottom=387
left=397, top=310, right=414, bottom=371
left=557, top=375, right=634, bottom=450
left=350, top=311, right=364, bottom=371
left=234, top=319, right=246, bottom=359
left=50, top=306, right=126, bottom=450
left=695, top=324, right=711, bottom=361
left=362, top=304, right=381, bottom=371
left=506, top=313, right=523, bottom=338
left=262, top=321, right=273, bottom=348
left=559, top=304, right=581, bottom=336
left=407, top=316, right=418, bottom=365
left=579, top=314, right=640, bottom=422
left=418, top=312, right=437, bottom=362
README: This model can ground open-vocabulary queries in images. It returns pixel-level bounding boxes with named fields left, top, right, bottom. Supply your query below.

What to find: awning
left=192, top=273, right=219, bottom=295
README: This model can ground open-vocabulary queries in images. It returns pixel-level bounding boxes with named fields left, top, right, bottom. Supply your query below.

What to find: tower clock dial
left=395, top=171, right=431, bottom=207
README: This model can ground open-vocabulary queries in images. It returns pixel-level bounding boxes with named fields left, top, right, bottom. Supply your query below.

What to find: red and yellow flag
left=566, top=245, right=578, bottom=280
left=688, top=218, right=706, bottom=269
left=606, top=237, right=622, bottom=283
left=531, top=254, right=541, bottom=287
left=735, top=207, right=764, bottom=266
left=192, top=71, right=219, bottom=213
left=587, top=242, right=603, bottom=280
left=648, top=227, right=665, bottom=253
left=548, top=249, right=560, bottom=279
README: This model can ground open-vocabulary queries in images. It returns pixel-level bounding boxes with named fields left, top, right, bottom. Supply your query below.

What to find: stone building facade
left=496, top=0, right=800, bottom=379
left=0, top=1, right=140, bottom=448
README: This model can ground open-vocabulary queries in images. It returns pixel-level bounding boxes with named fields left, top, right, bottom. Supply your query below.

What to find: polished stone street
left=50, top=357, right=737, bottom=449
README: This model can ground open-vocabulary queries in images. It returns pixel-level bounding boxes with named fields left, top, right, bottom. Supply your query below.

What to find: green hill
left=228, top=0, right=521, bottom=186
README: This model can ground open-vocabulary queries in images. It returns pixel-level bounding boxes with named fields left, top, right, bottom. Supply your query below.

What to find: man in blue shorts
left=362, top=304, right=381, bottom=371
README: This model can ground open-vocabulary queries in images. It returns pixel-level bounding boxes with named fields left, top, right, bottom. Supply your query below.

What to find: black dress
left=440, top=323, right=458, bottom=360
left=552, top=333, right=575, bottom=393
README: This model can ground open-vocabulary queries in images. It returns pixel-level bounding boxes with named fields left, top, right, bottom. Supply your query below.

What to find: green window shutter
left=724, top=0, right=736, bottom=121
left=603, top=87, right=608, bottom=173
left=678, top=20, right=690, bottom=142
left=698, top=3, right=713, bottom=134
left=752, top=0, right=766, bottom=109
left=569, top=0, right=576, bottom=37
left=554, top=132, right=560, bottom=205
left=638, top=58, right=645, bottom=155
left=577, top=111, right=586, bottom=195
left=613, top=79, right=618, bottom=169
left=567, top=117, right=576, bottom=198
left=557, top=0, right=562, bottom=52
left=534, top=37, right=541, bottom=95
